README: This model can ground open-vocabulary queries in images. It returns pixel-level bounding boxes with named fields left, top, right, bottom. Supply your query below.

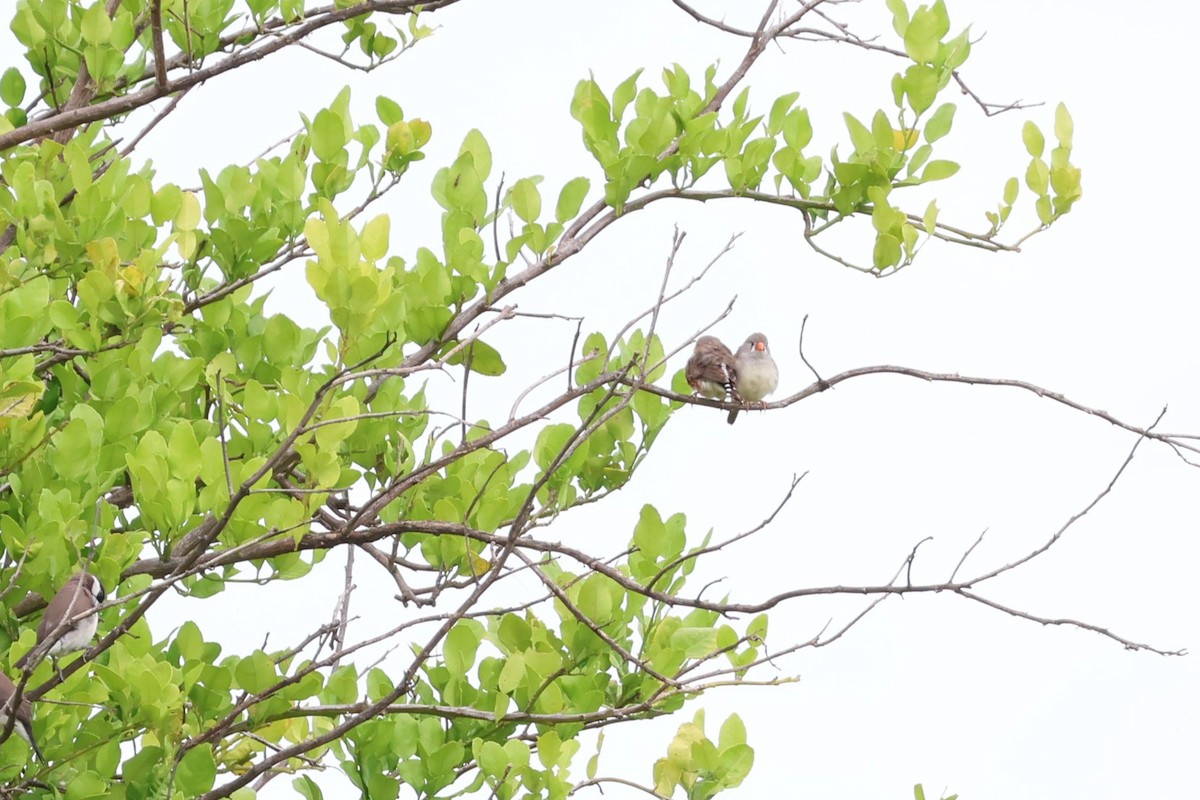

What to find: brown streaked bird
left=685, top=336, right=737, bottom=402
left=727, top=332, right=779, bottom=424
left=0, top=672, right=43, bottom=761
left=36, top=573, right=106, bottom=658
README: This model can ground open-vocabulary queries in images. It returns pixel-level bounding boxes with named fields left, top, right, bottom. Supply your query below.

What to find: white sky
left=7, top=0, right=1200, bottom=797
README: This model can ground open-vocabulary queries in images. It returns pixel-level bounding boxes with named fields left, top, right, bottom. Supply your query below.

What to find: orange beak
left=754, top=341, right=766, bottom=352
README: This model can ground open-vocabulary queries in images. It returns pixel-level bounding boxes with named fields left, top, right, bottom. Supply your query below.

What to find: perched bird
left=727, top=332, right=779, bottom=424
left=685, top=336, right=738, bottom=401
left=34, top=573, right=106, bottom=660
left=0, top=672, right=43, bottom=761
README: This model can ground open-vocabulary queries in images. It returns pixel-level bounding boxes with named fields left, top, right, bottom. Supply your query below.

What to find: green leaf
left=923, top=103, right=955, bottom=143
left=670, top=626, right=718, bottom=658
left=718, top=714, right=746, bottom=751
left=612, top=69, right=643, bottom=122
left=503, top=739, right=530, bottom=770
left=767, top=92, right=800, bottom=135
left=871, top=110, right=893, bottom=150
left=555, top=177, right=590, bottom=222
left=904, top=6, right=940, bottom=64
left=1003, top=176, right=1019, bottom=205
left=1054, top=102, right=1074, bottom=148
left=781, top=108, right=812, bottom=151
left=511, top=177, right=542, bottom=223
left=176, top=744, right=217, bottom=795
left=534, top=423, right=575, bottom=471
left=293, top=775, right=325, bottom=800
left=448, top=340, right=506, bottom=376
left=460, top=129, right=492, bottom=181
left=903, top=64, right=938, bottom=115
left=445, top=620, right=482, bottom=674
left=886, top=0, right=909, bottom=35
left=0, top=68, right=25, bottom=106
left=873, top=232, right=901, bottom=270
left=376, top=95, right=404, bottom=126
left=907, top=143, right=932, bottom=177
left=176, top=191, right=201, bottom=231
left=633, top=504, right=666, bottom=559
left=1022, top=121, right=1044, bottom=158
left=498, top=653, right=525, bottom=693
left=920, top=159, right=959, bottom=182
left=843, top=113, right=874, bottom=154
left=1035, top=194, right=1053, bottom=224
left=477, top=740, right=508, bottom=776
left=941, top=27, right=972, bottom=70
left=717, top=743, right=754, bottom=787
left=922, top=199, right=938, bottom=234
left=325, top=664, right=359, bottom=704
left=1025, top=158, right=1049, bottom=195
left=81, top=2, right=112, bottom=45
left=575, top=332, right=607, bottom=384
left=234, top=651, right=276, bottom=694
left=360, top=214, right=390, bottom=261
left=311, top=108, right=347, bottom=161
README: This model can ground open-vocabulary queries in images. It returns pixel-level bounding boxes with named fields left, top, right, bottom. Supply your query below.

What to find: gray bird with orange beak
left=727, top=332, right=778, bottom=424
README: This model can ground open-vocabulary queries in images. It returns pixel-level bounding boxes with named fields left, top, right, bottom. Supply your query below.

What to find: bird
left=0, top=671, right=43, bottom=761
left=727, top=332, right=779, bottom=424
left=31, top=573, right=106, bottom=663
left=685, top=336, right=738, bottom=401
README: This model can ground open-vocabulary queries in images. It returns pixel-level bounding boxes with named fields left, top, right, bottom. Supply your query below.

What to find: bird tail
left=723, top=364, right=740, bottom=424
left=721, top=364, right=735, bottom=398
left=24, top=727, right=44, bottom=762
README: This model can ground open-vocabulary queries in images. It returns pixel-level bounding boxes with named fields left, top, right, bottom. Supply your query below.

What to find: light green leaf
left=234, top=651, right=276, bottom=694
left=311, top=108, right=347, bottom=161
left=903, top=64, right=938, bottom=114
left=376, top=95, right=404, bottom=126
left=1022, top=121, right=1044, bottom=158
left=717, top=743, right=754, bottom=787
left=920, top=159, right=959, bottom=182
left=1003, top=176, right=1019, bottom=205
left=1054, top=102, right=1074, bottom=148
left=81, top=2, right=112, bottom=44
left=922, top=199, right=939, bottom=234
left=555, top=177, right=590, bottom=222
left=447, top=340, right=506, bottom=376
left=176, top=191, right=201, bottom=231
left=0, top=68, right=25, bottom=106
left=886, top=0, right=909, bottom=35
left=361, top=214, right=390, bottom=261
left=1025, top=157, right=1049, bottom=195
left=718, top=714, right=746, bottom=751
left=767, top=91, right=800, bottom=135
left=293, top=775, right=325, bottom=800
left=923, top=103, right=955, bottom=143
left=873, top=232, right=901, bottom=269
left=460, top=129, right=492, bottom=181
left=176, top=744, right=217, bottom=795
left=904, top=6, right=940, bottom=64
left=843, top=113, right=874, bottom=154
left=511, top=177, right=541, bottom=223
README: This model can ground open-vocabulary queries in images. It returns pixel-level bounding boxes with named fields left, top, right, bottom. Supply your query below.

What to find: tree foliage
left=0, top=0, right=1168, bottom=798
